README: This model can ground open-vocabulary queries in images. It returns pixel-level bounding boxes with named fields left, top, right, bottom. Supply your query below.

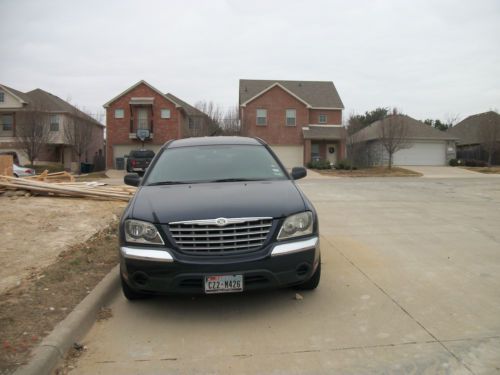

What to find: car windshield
left=145, top=145, right=288, bottom=185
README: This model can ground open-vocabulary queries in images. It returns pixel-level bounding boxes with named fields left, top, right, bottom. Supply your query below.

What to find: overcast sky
left=1, top=0, right=499, bottom=123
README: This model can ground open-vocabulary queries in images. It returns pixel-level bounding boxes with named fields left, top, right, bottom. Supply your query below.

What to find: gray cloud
left=1, top=0, right=499, bottom=122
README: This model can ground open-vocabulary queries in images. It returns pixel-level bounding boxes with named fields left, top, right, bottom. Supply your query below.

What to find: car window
left=145, top=145, right=287, bottom=184
left=130, top=150, right=155, bottom=158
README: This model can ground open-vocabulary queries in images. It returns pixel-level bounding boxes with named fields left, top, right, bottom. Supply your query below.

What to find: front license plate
left=204, top=274, right=243, bottom=294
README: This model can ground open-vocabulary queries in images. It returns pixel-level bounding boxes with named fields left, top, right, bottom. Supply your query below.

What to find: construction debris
left=25, top=170, right=76, bottom=182
left=0, top=175, right=136, bottom=201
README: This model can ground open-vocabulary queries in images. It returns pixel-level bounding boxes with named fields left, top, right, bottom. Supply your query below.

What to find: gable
left=103, top=80, right=179, bottom=108
left=0, top=86, right=25, bottom=108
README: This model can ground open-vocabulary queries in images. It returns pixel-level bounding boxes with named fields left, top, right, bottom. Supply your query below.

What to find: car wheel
left=121, top=274, right=148, bottom=300
left=13, top=173, right=19, bottom=178
left=296, top=259, right=321, bottom=290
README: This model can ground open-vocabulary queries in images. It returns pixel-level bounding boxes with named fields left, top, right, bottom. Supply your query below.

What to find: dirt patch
left=0, top=224, right=120, bottom=374
left=462, top=166, right=500, bottom=174
left=0, top=196, right=125, bottom=294
left=75, top=172, right=109, bottom=181
left=316, top=167, right=422, bottom=177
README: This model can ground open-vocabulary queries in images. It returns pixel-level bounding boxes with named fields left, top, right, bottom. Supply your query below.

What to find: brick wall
left=241, top=85, right=309, bottom=145
left=105, top=82, right=182, bottom=168
left=308, top=109, right=342, bottom=125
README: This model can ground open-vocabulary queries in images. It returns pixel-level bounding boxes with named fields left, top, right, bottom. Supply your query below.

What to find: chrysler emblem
left=215, top=218, right=228, bottom=227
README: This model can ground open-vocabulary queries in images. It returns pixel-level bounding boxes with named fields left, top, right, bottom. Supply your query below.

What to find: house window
left=319, top=114, right=327, bottom=124
left=1, top=114, right=14, bottom=136
left=0, top=92, right=4, bottom=102
left=256, top=109, right=267, bottom=126
left=161, top=109, right=171, bottom=119
left=115, top=109, right=124, bottom=118
left=286, top=109, right=296, bottom=126
left=50, top=114, right=59, bottom=131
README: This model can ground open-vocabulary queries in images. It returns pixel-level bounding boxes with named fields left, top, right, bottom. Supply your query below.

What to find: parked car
left=13, top=164, right=36, bottom=177
left=126, top=149, right=155, bottom=174
left=119, top=137, right=320, bottom=300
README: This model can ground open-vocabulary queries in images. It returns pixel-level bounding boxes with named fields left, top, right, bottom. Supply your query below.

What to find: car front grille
left=168, top=218, right=273, bottom=255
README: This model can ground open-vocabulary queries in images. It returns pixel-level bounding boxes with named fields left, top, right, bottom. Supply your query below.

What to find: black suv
left=120, top=137, right=320, bottom=299
left=126, top=149, right=155, bottom=174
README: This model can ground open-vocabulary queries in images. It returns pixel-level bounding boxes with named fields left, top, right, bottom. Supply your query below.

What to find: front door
left=326, top=143, right=337, bottom=165
left=137, top=108, right=149, bottom=130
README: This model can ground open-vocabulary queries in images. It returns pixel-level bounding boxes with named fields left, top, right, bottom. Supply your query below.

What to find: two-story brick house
left=239, top=79, right=345, bottom=167
left=104, top=80, right=209, bottom=169
left=0, top=83, right=104, bottom=170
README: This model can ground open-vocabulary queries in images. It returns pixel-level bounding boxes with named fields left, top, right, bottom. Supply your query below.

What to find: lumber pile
left=25, top=170, right=76, bottom=182
left=0, top=175, right=136, bottom=201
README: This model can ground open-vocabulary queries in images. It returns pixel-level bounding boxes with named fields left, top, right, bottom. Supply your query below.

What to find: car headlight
left=277, top=211, right=313, bottom=240
left=124, top=219, right=164, bottom=245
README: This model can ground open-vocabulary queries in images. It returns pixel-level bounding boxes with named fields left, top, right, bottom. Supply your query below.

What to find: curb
left=14, top=265, right=120, bottom=375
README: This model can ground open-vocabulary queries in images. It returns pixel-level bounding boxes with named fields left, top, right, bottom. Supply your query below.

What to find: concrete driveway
left=70, top=177, right=500, bottom=374
left=402, top=166, right=499, bottom=178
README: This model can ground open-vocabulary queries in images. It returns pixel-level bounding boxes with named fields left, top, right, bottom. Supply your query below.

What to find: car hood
left=131, top=180, right=306, bottom=223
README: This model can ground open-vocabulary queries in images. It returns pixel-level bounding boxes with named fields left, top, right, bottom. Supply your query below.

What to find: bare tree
left=64, top=109, right=95, bottom=167
left=377, top=109, right=413, bottom=169
left=478, top=112, right=500, bottom=167
left=220, top=106, right=241, bottom=135
left=187, top=101, right=223, bottom=137
left=15, top=106, right=54, bottom=167
left=345, top=113, right=364, bottom=171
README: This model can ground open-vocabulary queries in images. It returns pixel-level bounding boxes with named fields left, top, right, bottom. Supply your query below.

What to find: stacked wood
left=25, top=170, right=75, bottom=182
left=0, top=155, right=13, bottom=176
left=0, top=175, right=136, bottom=201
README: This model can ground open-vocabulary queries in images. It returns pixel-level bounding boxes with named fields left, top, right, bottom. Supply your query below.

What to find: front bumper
left=120, top=236, right=320, bottom=294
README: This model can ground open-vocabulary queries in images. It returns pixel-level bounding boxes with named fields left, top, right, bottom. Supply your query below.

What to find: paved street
left=71, top=176, right=500, bottom=374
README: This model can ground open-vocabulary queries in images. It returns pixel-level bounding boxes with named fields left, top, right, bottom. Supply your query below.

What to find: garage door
left=113, top=144, right=162, bottom=168
left=270, top=145, right=304, bottom=168
left=393, top=141, right=446, bottom=166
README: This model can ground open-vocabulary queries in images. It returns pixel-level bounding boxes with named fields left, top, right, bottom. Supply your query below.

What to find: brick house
left=104, top=80, right=209, bottom=169
left=239, top=79, right=345, bottom=167
left=0, top=83, right=104, bottom=170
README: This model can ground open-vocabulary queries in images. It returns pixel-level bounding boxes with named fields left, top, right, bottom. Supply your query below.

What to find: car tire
left=13, top=173, right=19, bottom=178
left=296, top=259, right=321, bottom=290
left=121, top=274, right=148, bottom=300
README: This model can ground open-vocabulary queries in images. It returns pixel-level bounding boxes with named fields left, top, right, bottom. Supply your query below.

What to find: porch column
left=339, top=140, right=346, bottom=160
left=304, top=139, right=312, bottom=166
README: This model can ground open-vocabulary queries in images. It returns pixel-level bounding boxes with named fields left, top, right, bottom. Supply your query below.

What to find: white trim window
left=161, top=109, right=171, bottom=119
left=286, top=109, right=296, bottom=126
left=49, top=114, right=59, bottom=131
left=0, top=92, right=4, bottom=102
left=256, top=109, right=267, bottom=126
left=115, top=109, right=125, bottom=119
left=1, top=114, right=14, bottom=136
left=319, top=114, right=327, bottom=124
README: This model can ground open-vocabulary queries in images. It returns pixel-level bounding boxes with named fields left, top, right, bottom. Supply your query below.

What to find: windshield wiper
left=147, top=181, right=194, bottom=186
left=210, top=178, right=264, bottom=183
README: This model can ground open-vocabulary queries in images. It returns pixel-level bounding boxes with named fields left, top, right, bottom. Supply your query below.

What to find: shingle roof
left=0, top=84, right=103, bottom=127
left=353, top=115, right=458, bottom=142
left=447, top=111, right=500, bottom=145
left=239, top=79, right=344, bottom=109
left=165, top=93, right=206, bottom=117
left=302, top=125, right=346, bottom=140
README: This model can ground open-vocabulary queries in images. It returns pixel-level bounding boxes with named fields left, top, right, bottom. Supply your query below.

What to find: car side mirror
left=291, top=167, right=307, bottom=180
left=124, top=173, right=141, bottom=187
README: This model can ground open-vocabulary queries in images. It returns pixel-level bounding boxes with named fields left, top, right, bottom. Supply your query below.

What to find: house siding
left=105, top=82, right=181, bottom=168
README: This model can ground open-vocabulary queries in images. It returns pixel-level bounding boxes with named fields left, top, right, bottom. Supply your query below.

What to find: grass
left=0, top=224, right=119, bottom=373
left=24, top=164, right=65, bottom=174
left=316, top=166, right=422, bottom=177
left=461, top=166, right=500, bottom=174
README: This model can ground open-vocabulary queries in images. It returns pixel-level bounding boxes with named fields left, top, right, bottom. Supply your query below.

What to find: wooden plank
left=0, top=155, right=13, bottom=176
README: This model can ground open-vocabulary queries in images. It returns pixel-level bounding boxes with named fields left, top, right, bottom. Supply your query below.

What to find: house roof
left=302, top=125, right=346, bottom=140
left=0, top=84, right=103, bottom=127
left=165, top=93, right=206, bottom=117
left=239, top=79, right=344, bottom=109
left=353, top=115, right=458, bottom=143
left=102, top=80, right=180, bottom=108
left=447, top=111, right=500, bottom=145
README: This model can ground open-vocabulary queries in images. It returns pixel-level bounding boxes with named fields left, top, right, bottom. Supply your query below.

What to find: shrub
left=306, top=159, right=332, bottom=170
left=449, top=158, right=458, bottom=166
left=335, top=159, right=357, bottom=170
left=462, top=159, right=487, bottom=167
